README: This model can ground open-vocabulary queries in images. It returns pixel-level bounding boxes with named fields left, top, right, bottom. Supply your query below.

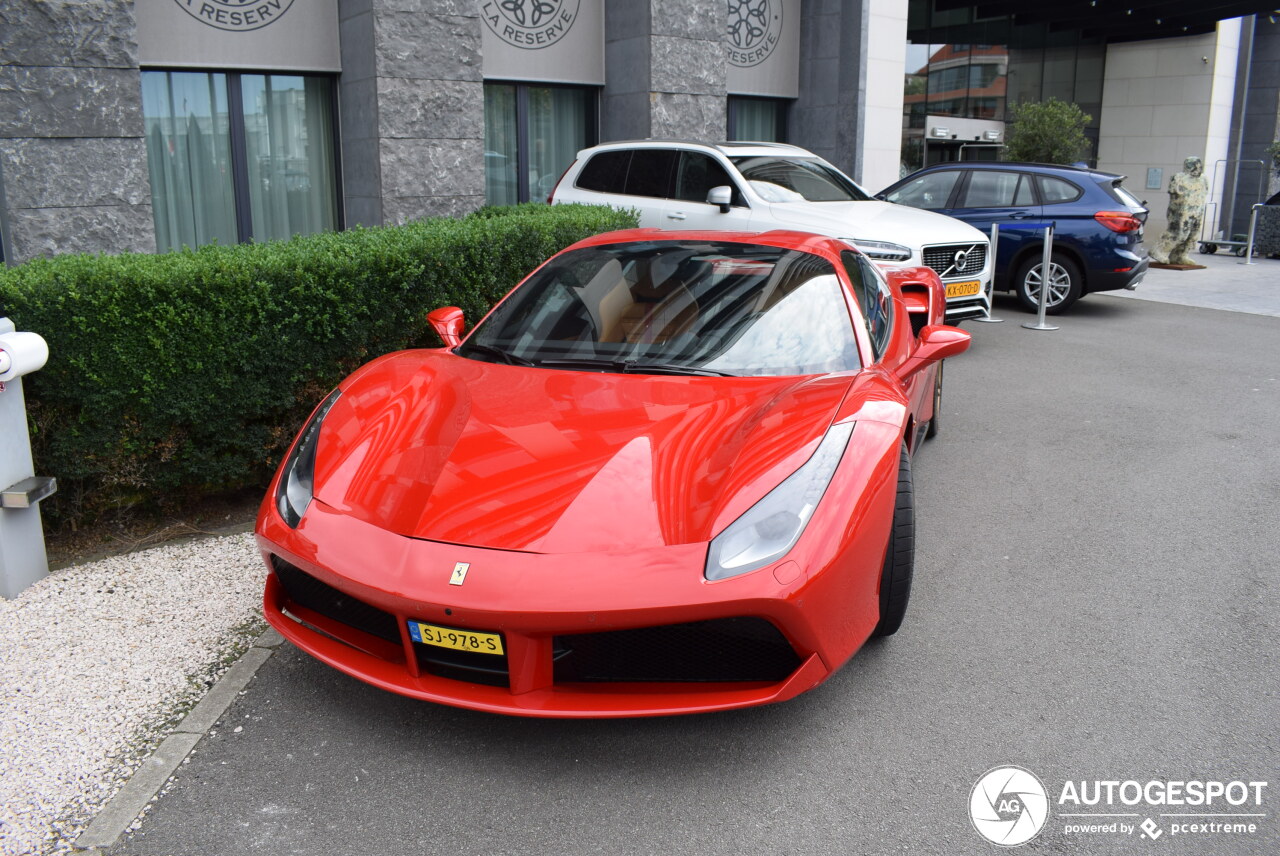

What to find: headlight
left=705, top=421, right=854, bottom=581
left=845, top=239, right=912, bottom=262
left=276, top=389, right=341, bottom=528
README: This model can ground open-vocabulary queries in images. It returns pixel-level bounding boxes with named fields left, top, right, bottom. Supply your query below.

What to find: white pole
left=973, top=223, right=1004, bottom=323
left=1022, top=224, right=1059, bottom=331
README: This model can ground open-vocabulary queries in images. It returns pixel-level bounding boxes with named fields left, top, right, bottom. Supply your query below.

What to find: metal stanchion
left=972, top=223, right=1004, bottom=323
left=1021, top=224, right=1059, bottom=331
left=1240, top=204, right=1263, bottom=266
left=0, top=317, right=55, bottom=599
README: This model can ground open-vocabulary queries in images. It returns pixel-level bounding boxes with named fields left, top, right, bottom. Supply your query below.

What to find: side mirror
left=896, top=324, right=970, bottom=381
left=706, top=185, right=732, bottom=214
left=427, top=306, right=465, bottom=348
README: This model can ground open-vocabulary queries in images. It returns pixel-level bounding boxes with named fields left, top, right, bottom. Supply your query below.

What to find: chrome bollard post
left=0, top=317, right=55, bottom=599
left=972, top=223, right=1004, bottom=323
left=1240, top=204, right=1262, bottom=266
left=1022, top=224, right=1059, bottom=331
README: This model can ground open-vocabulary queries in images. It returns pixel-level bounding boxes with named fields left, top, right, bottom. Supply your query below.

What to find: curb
left=74, top=626, right=285, bottom=852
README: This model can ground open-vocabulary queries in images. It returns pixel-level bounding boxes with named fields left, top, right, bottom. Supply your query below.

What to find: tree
left=1003, top=98, right=1092, bottom=164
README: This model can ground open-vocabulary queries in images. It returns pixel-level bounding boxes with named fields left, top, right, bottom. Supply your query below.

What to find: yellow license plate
left=945, top=280, right=982, bottom=298
left=408, top=621, right=504, bottom=655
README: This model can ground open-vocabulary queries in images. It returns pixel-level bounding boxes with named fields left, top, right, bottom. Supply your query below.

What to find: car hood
left=762, top=200, right=985, bottom=248
left=311, top=351, right=856, bottom=553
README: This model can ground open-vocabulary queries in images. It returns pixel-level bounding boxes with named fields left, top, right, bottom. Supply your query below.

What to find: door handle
left=667, top=212, right=687, bottom=220
left=1009, top=211, right=1030, bottom=219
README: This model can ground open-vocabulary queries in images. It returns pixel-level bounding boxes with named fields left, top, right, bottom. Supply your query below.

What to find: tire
left=1014, top=253, right=1083, bottom=314
left=1200, top=242, right=1218, bottom=255
left=925, top=361, right=943, bottom=440
left=871, top=443, right=915, bottom=638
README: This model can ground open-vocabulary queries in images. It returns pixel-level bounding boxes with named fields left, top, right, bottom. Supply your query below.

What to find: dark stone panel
left=379, top=137, right=484, bottom=199
left=0, top=0, right=137, bottom=69
left=791, top=0, right=863, bottom=178
left=342, top=195, right=383, bottom=227
left=604, top=36, right=651, bottom=95
left=6, top=203, right=154, bottom=262
left=601, top=91, right=652, bottom=142
left=339, top=133, right=383, bottom=201
left=339, top=0, right=374, bottom=21
left=374, top=12, right=482, bottom=81
left=0, top=66, right=144, bottom=138
left=0, top=138, right=150, bottom=209
left=339, top=77, right=380, bottom=143
left=605, top=0, right=650, bottom=42
left=339, top=8, right=378, bottom=81
left=377, top=77, right=483, bottom=140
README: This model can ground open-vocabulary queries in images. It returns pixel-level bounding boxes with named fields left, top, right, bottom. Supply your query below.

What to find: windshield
left=459, top=242, right=861, bottom=377
left=730, top=156, right=871, bottom=203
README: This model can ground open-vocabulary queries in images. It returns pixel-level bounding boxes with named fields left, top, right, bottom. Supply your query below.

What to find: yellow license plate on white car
left=408, top=621, right=504, bottom=655
left=945, top=280, right=982, bottom=298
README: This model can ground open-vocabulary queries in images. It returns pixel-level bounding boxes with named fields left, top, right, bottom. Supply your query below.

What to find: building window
left=142, top=70, right=340, bottom=252
left=484, top=82, right=596, bottom=205
left=727, top=97, right=788, bottom=142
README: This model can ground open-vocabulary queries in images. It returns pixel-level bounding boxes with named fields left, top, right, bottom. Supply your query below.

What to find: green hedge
left=0, top=203, right=637, bottom=525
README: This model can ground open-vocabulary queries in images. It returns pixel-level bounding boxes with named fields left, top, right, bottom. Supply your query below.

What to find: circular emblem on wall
left=481, top=0, right=581, bottom=49
left=173, top=0, right=296, bottom=33
left=727, top=0, right=784, bottom=68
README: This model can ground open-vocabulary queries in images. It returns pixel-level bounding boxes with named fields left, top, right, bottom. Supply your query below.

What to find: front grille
left=922, top=243, right=987, bottom=279
left=414, top=643, right=510, bottom=688
left=271, top=556, right=400, bottom=644
left=553, top=617, right=801, bottom=683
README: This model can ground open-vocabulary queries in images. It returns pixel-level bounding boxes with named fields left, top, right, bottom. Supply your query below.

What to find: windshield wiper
left=622, top=362, right=737, bottom=377
left=533, top=357, right=736, bottom=377
left=457, top=343, right=533, bottom=366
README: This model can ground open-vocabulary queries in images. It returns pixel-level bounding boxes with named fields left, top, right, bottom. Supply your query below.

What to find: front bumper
left=257, top=493, right=885, bottom=717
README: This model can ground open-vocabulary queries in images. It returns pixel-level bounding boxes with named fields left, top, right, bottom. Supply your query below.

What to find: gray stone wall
left=791, top=0, right=864, bottom=179
left=602, top=0, right=726, bottom=142
left=344, top=0, right=485, bottom=225
left=0, top=0, right=154, bottom=262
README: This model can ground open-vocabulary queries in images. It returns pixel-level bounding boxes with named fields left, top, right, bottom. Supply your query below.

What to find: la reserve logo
left=728, top=0, right=784, bottom=68
left=481, top=0, right=581, bottom=50
left=174, top=0, right=297, bottom=33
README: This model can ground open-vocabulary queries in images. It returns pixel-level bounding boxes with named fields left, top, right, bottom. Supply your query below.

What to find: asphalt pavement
left=105, top=281, right=1279, bottom=856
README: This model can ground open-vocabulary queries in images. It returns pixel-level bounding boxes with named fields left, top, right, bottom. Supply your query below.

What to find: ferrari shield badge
left=449, top=562, right=470, bottom=586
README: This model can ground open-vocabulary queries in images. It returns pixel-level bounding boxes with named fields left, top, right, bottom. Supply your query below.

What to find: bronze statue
left=1150, top=157, right=1208, bottom=265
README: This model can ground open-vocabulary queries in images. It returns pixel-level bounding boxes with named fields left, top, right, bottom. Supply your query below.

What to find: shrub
left=0, top=203, right=637, bottom=525
left=1004, top=98, right=1093, bottom=165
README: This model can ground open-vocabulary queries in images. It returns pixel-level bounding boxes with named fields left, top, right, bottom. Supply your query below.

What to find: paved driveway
left=108, top=295, right=1279, bottom=856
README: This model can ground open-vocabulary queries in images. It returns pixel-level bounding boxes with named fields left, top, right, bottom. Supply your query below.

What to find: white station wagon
left=550, top=140, right=993, bottom=321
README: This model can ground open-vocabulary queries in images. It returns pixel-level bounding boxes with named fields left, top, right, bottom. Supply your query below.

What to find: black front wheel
left=871, top=443, right=915, bottom=638
left=1014, top=253, right=1082, bottom=314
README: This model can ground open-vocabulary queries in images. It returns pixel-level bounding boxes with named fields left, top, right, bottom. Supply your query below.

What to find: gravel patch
left=0, top=533, right=268, bottom=856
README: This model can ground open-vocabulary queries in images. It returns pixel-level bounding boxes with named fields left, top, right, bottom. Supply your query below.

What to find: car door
left=664, top=151, right=754, bottom=230
left=950, top=169, right=1041, bottom=277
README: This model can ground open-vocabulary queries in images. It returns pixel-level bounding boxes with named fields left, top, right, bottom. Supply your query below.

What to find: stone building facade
left=0, top=0, right=904, bottom=265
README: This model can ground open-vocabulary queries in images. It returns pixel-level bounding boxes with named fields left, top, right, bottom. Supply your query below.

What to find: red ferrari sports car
left=257, top=229, right=969, bottom=717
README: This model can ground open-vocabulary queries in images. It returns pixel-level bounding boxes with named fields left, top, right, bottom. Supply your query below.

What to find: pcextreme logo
left=970, top=767, right=1270, bottom=847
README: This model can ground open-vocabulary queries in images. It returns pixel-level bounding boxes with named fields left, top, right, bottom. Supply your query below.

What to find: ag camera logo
left=970, top=766, right=1050, bottom=847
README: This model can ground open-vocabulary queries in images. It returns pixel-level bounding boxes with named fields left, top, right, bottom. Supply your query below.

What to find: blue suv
left=879, top=162, right=1149, bottom=314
